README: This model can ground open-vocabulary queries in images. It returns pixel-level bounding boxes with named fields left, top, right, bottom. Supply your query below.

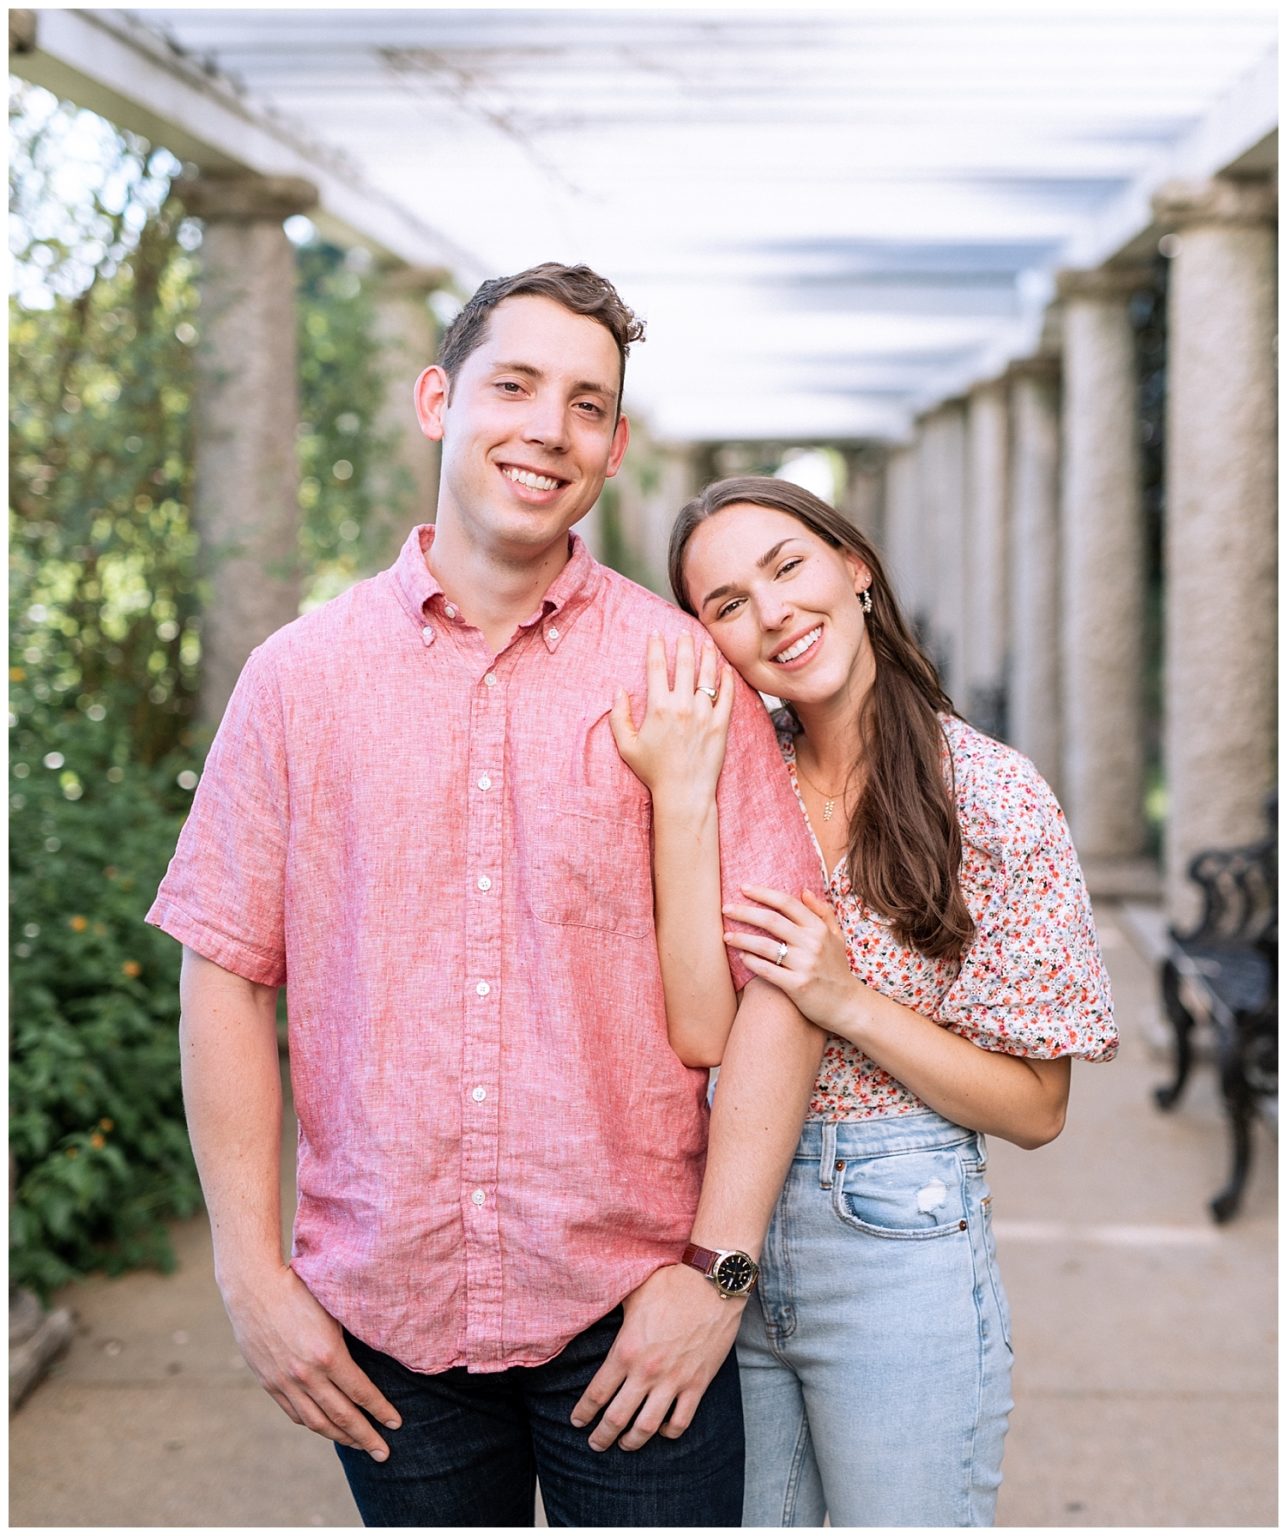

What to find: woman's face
left=682, top=502, right=873, bottom=711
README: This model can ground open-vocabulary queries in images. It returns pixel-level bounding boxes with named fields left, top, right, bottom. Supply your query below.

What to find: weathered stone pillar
left=1004, top=356, right=1063, bottom=794
left=184, top=174, right=318, bottom=726
left=963, top=379, right=1009, bottom=737
left=1152, top=176, right=1277, bottom=926
left=643, top=445, right=700, bottom=596
left=905, top=423, right=935, bottom=638
left=1054, top=265, right=1151, bottom=860
left=881, top=443, right=919, bottom=621
left=921, top=400, right=969, bottom=698
left=839, top=446, right=886, bottom=545
left=368, top=265, right=447, bottom=569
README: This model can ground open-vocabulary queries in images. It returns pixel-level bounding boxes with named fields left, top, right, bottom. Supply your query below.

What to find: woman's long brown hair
left=669, top=476, right=976, bottom=962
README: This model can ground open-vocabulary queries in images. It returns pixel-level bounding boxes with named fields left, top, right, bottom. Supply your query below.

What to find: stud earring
left=859, top=588, right=873, bottom=615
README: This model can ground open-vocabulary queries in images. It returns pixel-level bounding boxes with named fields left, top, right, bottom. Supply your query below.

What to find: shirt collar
left=390, top=525, right=604, bottom=650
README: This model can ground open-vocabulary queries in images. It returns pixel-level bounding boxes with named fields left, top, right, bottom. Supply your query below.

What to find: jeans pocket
left=833, top=1144, right=972, bottom=1240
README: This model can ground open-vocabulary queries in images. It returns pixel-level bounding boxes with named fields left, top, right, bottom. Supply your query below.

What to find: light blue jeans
left=738, top=1112, right=1014, bottom=1527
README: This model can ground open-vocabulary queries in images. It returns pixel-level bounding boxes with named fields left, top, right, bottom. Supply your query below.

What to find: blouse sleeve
left=936, top=755, right=1118, bottom=1062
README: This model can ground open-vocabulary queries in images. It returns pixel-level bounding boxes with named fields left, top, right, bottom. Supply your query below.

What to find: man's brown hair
left=438, top=262, right=645, bottom=413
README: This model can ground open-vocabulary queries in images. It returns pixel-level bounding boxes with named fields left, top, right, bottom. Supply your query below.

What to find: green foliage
left=9, top=702, right=204, bottom=1296
left=9, top=84, right=207, bottom=1295
left=296, top=242, right=410, bottom=605
left=9, top=87, right=201, bottom=769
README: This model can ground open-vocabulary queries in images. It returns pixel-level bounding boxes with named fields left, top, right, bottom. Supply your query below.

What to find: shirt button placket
left=462, top=662, right=505, bottom=1360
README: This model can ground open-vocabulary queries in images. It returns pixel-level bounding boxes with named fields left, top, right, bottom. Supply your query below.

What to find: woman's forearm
left=652, top=789, right=738, bottom=1066
left=836, top=987, right=1071, bottom=1150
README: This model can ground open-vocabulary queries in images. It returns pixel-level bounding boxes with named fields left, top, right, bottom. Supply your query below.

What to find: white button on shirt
left=471, top=1087, right=487, bottom=1102
left=471, top=1189, right=486, bottom=1206
left=483, top=673, right=498, bottom=687
left=477, top=876, right=492, bottom=892
left=476, top=981, right=491, bottom=997
left=477, top=775, right=492, bottom=791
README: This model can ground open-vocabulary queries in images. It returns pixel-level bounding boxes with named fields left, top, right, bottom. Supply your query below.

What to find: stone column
left=368, top=265, right=447, bottom=569
left=1004, top=356, right=1063, bottom=793
left=1054, top=264, right=1151, bottom=860
left=1152, top=177, right=1277, bottom=927
left=184, top=174, right=318, bottom=726
left=641, top=445, right=700, bottom=597
left=839, top=446, right=886, bottom=545
left=921, top=400, right=969, bottom=698
left=905, top=422, right=935, bottom=638
left=963, top=379, right=1009, bottom=737
left=881, top=443, right=919, bottom=622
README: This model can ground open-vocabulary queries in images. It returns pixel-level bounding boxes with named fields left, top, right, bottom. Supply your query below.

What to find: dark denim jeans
left=335, top=1308, right=744, bottom=1527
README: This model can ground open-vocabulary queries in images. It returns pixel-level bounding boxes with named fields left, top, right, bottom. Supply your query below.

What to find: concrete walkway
left=9, top=902, right=1277, bottom=1528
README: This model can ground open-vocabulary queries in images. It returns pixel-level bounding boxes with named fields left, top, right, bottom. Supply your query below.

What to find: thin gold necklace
left=793, top=749, right=849, bottom=822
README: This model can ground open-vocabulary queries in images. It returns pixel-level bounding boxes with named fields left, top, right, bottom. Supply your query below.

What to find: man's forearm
left=178, top=947, right=286, bottom=1299
left=690, top=976, right=823, bottom=1256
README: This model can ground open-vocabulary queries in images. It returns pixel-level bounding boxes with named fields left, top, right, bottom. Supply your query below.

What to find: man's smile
left=498, top=462, right=569, bottom=493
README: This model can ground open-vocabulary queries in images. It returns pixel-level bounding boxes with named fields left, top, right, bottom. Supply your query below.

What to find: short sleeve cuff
left=146, top=896, right=286, bottom=988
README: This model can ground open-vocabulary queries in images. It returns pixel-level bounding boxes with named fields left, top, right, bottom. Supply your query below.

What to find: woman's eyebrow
left=699, top=540, right=796, bottom=610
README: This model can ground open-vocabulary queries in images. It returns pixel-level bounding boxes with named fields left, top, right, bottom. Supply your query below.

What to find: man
left=148, top=263, right=822, bottom=1526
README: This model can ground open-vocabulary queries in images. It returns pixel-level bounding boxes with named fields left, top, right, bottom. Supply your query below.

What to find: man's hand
left=570, top=1262, right=744, bottom=1452
left=223, top=1262, right=402, bottom=1460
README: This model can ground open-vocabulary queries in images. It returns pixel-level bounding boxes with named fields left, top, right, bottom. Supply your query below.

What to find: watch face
left=712, top=1251, right=757, bottom=1295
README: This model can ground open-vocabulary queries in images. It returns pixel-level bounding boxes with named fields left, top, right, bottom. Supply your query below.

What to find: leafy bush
left=8, top=698, right=203, bottom=1296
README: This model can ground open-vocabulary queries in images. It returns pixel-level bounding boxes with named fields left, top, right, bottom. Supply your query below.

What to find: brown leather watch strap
left=681, top=1242, right=718, bottom=1274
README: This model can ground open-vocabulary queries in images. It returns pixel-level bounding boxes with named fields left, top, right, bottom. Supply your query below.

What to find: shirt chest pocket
left=530, top=787, right=654, bottom=938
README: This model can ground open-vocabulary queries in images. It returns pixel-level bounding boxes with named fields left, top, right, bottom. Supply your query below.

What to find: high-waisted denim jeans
left=739, top=1111, right=1014, bottom=1527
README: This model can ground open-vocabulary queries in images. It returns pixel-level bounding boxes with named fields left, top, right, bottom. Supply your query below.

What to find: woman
left=610, top=477, right=1117, bottom=1527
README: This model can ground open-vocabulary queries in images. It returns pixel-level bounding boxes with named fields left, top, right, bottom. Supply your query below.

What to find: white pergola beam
left=1063, top=43, right=1278, bottom=269
left=10, top=8, right=486, bottom=282
left=913, top=42, right=1276, bottom=414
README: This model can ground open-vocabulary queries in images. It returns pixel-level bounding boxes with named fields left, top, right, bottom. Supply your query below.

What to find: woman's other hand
left=722, top=886, right=865, bottom=1036
left=610, top=632, right=734, bottom=803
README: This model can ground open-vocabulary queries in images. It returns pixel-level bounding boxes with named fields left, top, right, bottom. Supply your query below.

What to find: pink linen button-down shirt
left=148, top=526, right=820, bottom=1374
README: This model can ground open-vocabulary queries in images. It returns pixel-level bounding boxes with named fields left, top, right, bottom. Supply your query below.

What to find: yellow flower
left=9, top=666, right=26, bottom=682
left=65, top=1146, right=78, bottom=1159
left=90, top=1133, right=105, bottom=1150
left=121, top=960, right=142, bottom=978
left=69, top=915, right=88, bottom=933
left=99, top=1118, right=114, bottom=1133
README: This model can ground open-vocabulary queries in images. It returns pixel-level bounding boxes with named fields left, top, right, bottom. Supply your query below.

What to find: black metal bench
left=1155, top=802, right=1277, bottom=1222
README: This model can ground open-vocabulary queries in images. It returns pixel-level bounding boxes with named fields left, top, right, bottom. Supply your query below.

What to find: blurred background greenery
left=8, top=81, right=399, bottom=1296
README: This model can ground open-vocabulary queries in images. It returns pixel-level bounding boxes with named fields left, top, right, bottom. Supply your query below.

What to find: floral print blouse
left=777, top=712, right=1118, bottom=1122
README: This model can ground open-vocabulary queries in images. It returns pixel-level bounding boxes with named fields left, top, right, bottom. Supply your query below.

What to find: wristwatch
left=681, top=1242, right=760, bottom=1299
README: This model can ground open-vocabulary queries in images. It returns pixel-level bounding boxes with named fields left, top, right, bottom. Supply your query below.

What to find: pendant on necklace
left=822, top=799, right=835, bottom=821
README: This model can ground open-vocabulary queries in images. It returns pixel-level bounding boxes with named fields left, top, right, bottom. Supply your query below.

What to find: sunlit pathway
left=991, top=904, right=1277, bottom=1527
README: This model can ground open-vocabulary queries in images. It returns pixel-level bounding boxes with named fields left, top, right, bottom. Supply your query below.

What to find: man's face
left=416, top=294, right=630, bottom=561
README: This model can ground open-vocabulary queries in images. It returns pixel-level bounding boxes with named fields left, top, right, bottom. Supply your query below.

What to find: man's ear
left=604, top=412, right=630, bottom=479
left=414, top=365, right=450, bottom=442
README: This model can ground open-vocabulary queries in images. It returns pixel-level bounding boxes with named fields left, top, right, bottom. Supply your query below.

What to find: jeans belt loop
left=819, top=1121, right=838, bottom=1188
